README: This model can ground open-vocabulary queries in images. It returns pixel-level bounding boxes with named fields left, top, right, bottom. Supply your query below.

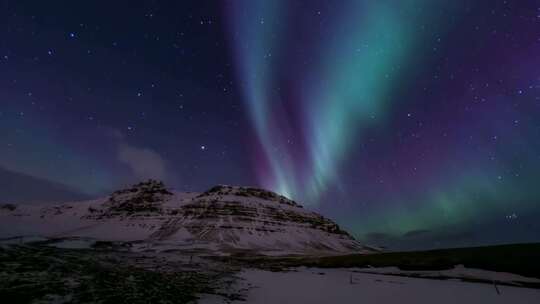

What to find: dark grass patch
left=214, top=243, right=540, bottom=281
left=310, top=243, right=540, bottom=278
left=0, top=245, right=233, bottom=304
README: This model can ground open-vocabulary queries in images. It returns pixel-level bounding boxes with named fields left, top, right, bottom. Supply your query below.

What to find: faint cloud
left=364, top=232, right=392, bottom=241
left=361, top=228, right=478, bottom=251
left=105, top=127, right=168, bottom=181
left=402, top=229, right=431, bottom=238
left=117, top=143, right=167, bottom=180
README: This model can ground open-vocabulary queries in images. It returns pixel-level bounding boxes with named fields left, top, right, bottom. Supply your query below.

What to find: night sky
left=1, top=1, right=539, bottom=250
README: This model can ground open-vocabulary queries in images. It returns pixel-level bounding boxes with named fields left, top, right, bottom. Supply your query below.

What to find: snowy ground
left=200, top=267, right=540, bottom=304
left=352, top=264, right=540, bottom=286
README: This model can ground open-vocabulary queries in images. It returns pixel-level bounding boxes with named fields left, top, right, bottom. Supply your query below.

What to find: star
left=200, top=145, right=206, bottom=151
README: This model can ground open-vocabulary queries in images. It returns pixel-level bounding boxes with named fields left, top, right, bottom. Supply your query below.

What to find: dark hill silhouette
left=0, top=167, right=90, bottom=204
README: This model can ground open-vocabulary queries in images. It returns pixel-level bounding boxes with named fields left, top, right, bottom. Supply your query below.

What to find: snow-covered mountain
left=0, top=180, right=375, bottom=255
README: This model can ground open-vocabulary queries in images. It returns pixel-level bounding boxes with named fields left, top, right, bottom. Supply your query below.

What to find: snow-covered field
left=200, top=267, right=540, bottom=304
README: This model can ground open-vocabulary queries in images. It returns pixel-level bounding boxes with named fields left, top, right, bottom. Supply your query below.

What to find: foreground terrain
left=1, top=240, right=540, bottom=303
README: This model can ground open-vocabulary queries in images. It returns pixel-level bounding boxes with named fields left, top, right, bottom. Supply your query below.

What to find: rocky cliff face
left=88, top=180, right=173, bottom=218
left=0, top=181, right=375, bottom=255
left=150, top=185, right=365, bottom=253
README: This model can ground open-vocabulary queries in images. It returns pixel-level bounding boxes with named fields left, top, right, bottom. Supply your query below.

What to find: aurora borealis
left=226, top=0, right=540, bottom=248
left=1, top=1, right=539, bottom=249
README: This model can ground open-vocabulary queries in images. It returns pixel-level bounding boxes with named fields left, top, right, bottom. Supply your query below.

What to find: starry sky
left=1, top=0, right=539, bottom=250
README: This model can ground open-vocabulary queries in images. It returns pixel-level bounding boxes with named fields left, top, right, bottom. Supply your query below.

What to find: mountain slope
left=150, top=185, right=367, bottom=254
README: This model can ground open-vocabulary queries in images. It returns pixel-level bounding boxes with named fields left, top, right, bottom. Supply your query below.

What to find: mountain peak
left=99, top=180, right=173, bottom=217
left=199, top=184, right=302, bottom=208
left=111, top=179, right=172, bottom=195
